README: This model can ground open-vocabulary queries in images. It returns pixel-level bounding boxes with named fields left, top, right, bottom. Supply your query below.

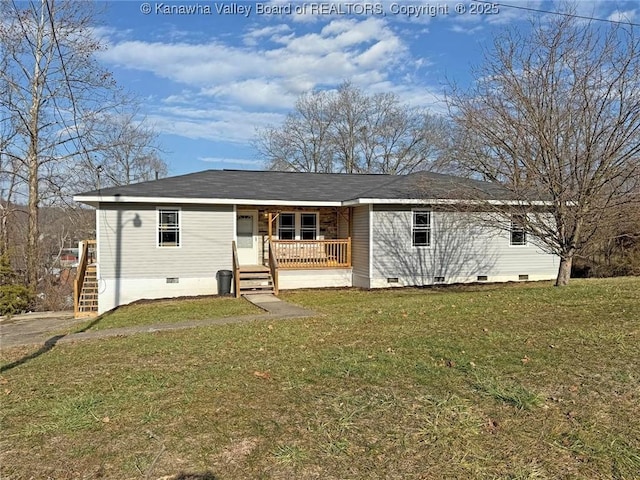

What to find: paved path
left=0, top=295, right=315, bottom=350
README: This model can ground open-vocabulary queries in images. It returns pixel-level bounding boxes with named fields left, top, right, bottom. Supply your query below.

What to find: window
left=277, top=212, right=318, bottom=240
left=510, top=216, right=527, bottom=246
left=158, top=208, right=180, bottom=247
left=300, top=213, right=317, bottom=240
left=412, top=210, right=431, bottom=247
left=278, top=213, right=295, bottom=240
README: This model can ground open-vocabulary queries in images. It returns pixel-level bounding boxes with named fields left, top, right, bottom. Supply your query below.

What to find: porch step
left=238, top=266, right=274, bottom=295
left=78, top=265, right=99, bottom=314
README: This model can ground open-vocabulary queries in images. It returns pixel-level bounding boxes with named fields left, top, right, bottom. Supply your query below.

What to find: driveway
left=0, top=311, right=87, bottom=349
left=0, top=295, right=315, bottom=350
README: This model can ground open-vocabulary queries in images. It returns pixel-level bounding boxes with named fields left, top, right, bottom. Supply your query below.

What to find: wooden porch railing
left=272, top=238, right=351, bottom=269
left=74, top=239, right=96, bottom=316
left=232, top=240, right=241, bottom=298
left=268, top=240, right=279, bottom=295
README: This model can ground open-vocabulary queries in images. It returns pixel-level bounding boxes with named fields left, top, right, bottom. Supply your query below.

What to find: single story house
left=73, top=170, right=558, bottom=315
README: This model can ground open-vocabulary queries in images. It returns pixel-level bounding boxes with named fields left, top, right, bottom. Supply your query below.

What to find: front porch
left=232, top=206, right=353, bottom=297
left=232, top=238, right=352, bottom=297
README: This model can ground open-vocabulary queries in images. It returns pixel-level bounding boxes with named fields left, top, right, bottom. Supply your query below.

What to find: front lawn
left=1, top=278, right=638, bottom=479
left=80, top=295, right=262, bottom=331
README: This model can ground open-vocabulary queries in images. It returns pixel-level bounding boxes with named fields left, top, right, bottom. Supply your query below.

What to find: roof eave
left=72, top=195, right=343, bottom=207
left=344, top=198, right=553, bottom=206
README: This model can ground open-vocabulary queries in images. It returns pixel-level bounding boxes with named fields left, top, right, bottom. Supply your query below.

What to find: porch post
left=268, top=212, right=273, bottom=241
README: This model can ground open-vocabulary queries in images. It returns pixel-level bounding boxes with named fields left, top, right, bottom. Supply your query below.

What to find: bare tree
left=77, top=105, right=168, bottom=189
left=447, top=11, right=640, bottom=286
left=0, top=0, right=122, bottom=290
left=256, top=83, right=449, bottom=174
left=256, top=90, right=337, bottom=173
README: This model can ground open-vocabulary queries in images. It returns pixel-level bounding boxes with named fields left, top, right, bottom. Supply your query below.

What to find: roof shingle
left=75, top=169, right=515, bottom=203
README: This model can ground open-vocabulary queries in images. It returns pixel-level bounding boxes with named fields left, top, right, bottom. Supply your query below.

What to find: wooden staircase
left=237, top=265, right=275, bottom=295
left=74, top=240, right=98, bottom=318
left=77, top=265, right=98, bottom=316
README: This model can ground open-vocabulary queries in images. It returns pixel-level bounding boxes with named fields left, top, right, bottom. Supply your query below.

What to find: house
left=72, top=170, right=558, bottom=315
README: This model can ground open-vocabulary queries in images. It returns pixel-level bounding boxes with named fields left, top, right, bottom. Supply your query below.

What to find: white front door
left=236, top=211, right=258, bottom=265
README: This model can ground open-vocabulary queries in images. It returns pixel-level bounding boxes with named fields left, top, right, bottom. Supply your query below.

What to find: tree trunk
left=27, top=151, right=39, bottom=291
left=26, top=0, right=46, bottom=293
left=555, top=256, right=573, bottom=286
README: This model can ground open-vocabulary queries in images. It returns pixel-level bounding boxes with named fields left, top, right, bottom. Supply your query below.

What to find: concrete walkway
left=0, top=295, right=315, bottom=350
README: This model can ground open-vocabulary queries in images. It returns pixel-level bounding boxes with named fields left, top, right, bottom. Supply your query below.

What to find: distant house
left=73, top=170, right=558, bottom=315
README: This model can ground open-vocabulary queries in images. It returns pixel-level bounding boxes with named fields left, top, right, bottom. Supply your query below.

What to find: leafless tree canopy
left=447, top=12, right=640, bottom=285
left=78, top=105, right=167, bottom=189
left=0, top=0, right=167, bottom=292
left=256, top=82, right=450, bottom=174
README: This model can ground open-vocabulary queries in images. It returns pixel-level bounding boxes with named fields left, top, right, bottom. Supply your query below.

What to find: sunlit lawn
left=1, top=277, right=638, bottom=479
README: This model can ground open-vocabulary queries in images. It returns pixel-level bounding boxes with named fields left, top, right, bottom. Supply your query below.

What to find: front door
left=236, top=211, right=258, bottom=265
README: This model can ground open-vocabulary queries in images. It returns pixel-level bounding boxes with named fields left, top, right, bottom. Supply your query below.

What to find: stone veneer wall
left=250, top=206, right=349, bottom=239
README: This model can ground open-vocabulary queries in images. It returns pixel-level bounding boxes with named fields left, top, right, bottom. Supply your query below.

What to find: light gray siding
left=98, top=203, right=234, bottom=279
left=351, top=205, right=371, bottom=288
left=370, top=206, right=557, bottom=286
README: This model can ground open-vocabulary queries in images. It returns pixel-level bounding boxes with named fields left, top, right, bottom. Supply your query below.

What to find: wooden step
left=234, top=265, right=276, bottom=296
left=239, top=272, right=272, bottom=280
left=78, top=267, right=99, bottom=315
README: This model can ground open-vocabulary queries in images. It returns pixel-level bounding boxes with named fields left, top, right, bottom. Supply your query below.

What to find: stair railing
left=232, top=240, right=240, bottom=298
left=268, top=239, right=279, bottom=295
left=74, top=240, right=91, bottom=316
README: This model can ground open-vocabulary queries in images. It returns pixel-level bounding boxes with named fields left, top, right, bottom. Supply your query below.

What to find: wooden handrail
left=74, top=239, right=96, bottom=316
left=232, top=240, right=240, bottom=298
left=268, top=239, right=279, bottom=295
left=271, top=239, right=351, bottom=269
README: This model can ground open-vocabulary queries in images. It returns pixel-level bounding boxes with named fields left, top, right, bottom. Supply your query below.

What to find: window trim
left=412, top=209, right=432, bottom=248
left=157, top=207, right=181, bottom=248
left=277, top=211, right=319, bottom=240
left=300, top=212, right=318, bottom=240
left=510, top=215, right=527, bottom=246
left=277, top=212, right=296, bottom=240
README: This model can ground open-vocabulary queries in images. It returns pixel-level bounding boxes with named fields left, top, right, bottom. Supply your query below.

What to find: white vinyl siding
left=370, top=206, right=557, bottom=286
left=98, top=203, right=234, bottom=279
left=351, top=205, right=371, bottom=287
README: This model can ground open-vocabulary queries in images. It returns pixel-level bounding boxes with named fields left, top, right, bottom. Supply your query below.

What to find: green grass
left=1, top=277, right=639, bottom=479
left=78, top=295, right=261, bottom=331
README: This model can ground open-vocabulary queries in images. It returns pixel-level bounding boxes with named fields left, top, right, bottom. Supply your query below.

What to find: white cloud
left=608, top=9, right=637, bottom=23
left=450, top=24, right=484, bottom=35
left=98, top=17, right=405, bottom=90
left=97, top=14, right=446, bottom=149
left=243, top=24, right=292, bottom=46
left=201, top=79, right=297, bottom=109
left=148, top=105, right=285, bottom=143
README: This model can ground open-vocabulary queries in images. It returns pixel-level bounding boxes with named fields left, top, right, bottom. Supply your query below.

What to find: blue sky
left=94, top=1, right=638, bottom=176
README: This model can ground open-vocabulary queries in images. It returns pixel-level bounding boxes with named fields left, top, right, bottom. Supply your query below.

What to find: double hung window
left=510, top=216, right=527, bottom=246
left=158, top=208, right=180, bottom=247
left=278, top=212, right=318, bottom=240
left=412, top=210, right=431, bottom=247
left=278, top=213, right=296, bottom=240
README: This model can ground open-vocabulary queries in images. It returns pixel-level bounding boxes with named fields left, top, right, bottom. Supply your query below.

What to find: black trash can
left=216, top=269, right=233, bottom=295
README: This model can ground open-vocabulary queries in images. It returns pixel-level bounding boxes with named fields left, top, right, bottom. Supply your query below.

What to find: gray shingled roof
left=75, top=169, right=515, bottom=203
